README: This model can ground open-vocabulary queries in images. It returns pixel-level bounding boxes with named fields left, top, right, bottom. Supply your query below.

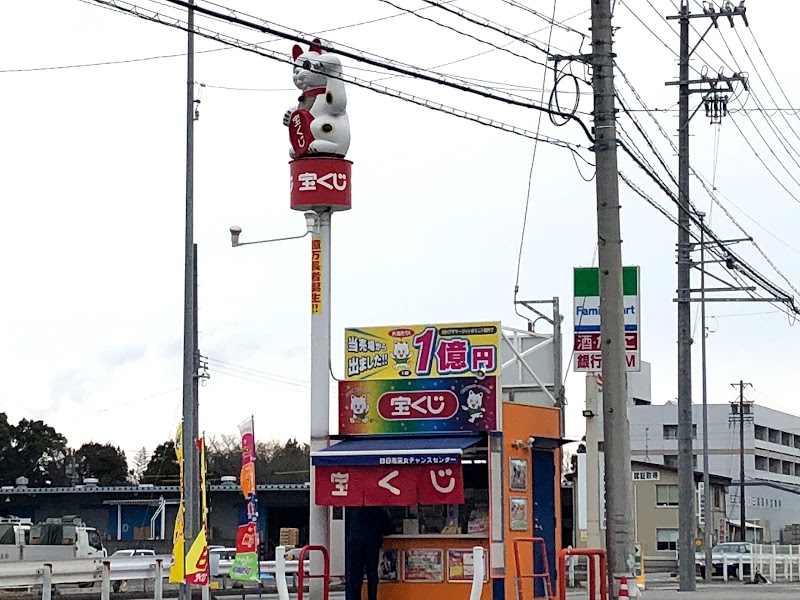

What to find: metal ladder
left=513, top=537, right=555, bottom=600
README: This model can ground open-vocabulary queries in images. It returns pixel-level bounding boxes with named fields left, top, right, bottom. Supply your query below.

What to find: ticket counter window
left=382, top=462, right=489, bottom=536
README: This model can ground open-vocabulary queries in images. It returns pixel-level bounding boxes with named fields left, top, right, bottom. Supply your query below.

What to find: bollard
left=201, top=584, right=210, bottom=600
left=275, top=545, right=290, bottom=600
left=101, top=561, right=111, bottom=600
left=568, top=554, right=575, bottom=588
left=469, top=547, right=485, bottom=600
left=154, top=559, right=164, bottom=600
left=42, top=563, right=53, bottom=600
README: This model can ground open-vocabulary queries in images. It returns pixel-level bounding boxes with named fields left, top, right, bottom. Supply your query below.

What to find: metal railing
left=0, top=547, right=302, bottom=599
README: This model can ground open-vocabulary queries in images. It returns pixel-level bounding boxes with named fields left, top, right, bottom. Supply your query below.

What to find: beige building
left=631, top=460, right=731, bottom=563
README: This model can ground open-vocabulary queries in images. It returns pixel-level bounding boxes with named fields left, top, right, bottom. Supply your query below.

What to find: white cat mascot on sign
left=283, top=38, right=351, bottom=159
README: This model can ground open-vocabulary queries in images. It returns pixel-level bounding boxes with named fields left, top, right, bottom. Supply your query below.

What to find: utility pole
left=730, top=381, right=753, bottom=542
left=590, top=0, right=635, bottom=592
left=666, top=1, right=747, bottom=589
left=181, top=1, right=199, bottom=597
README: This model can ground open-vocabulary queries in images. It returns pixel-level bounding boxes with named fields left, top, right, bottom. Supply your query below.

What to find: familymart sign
left=573, top=266, right=641, bottom=373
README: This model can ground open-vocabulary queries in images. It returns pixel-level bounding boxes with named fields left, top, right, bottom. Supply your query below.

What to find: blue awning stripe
left=311, top=435, right=483, bottom=467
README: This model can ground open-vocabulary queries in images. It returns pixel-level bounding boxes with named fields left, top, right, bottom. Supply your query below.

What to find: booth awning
left=313, top=435, right=483, bottom=507
left=311, top=435, right=483, bottom=467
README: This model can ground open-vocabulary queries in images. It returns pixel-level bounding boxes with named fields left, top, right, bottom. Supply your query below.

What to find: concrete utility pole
left=181, top=1, right=199, bottom=596
left=665, top=1, right=748, bottom=589
left=730, top=381, right=752, bottom=542
left=590, top=0, right=635, bottom=592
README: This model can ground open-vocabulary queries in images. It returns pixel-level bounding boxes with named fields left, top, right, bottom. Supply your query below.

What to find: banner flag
left=231, top=417, right=260, bottom=581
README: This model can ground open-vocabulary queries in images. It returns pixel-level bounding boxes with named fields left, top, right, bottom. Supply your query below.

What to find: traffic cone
left=618, top=576, right=629, bottom=599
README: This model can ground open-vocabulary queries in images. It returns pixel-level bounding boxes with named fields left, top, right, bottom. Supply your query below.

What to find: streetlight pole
left=181, top=2, right=198, bottom=598
left=699, top=213, right=712, bottom=581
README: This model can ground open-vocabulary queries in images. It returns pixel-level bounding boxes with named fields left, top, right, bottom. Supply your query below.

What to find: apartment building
left=629, top=401, right=800, bottom=542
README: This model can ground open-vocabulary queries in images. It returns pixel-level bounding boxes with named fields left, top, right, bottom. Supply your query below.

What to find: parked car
left=111, top=548, right=156, bottom=592
left=695, top=542, right=753, bottom=579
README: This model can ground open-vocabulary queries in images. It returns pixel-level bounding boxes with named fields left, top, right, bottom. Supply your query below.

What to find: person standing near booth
left=345, top=506, right=394, bottom=600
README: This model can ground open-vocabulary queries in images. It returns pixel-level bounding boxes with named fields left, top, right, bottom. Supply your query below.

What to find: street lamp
left=229, top=211, right=320, bottom=247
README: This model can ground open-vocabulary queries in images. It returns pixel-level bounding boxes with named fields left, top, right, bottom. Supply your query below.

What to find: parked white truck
left=0, top=515, right=106, bottom=562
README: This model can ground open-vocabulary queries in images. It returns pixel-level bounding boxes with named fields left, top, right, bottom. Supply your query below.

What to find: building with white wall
left=629, top=402, right=800, bottom=542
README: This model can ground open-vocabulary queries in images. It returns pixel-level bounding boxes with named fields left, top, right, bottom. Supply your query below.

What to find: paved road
left=636, top=583, right=800, bottom=598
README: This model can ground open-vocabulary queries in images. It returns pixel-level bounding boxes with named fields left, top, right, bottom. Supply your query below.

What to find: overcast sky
left=1, top=0, right=798, bottom=463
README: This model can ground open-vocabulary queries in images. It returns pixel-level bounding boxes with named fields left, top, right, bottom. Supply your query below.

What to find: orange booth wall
left=502, top=403, right=562, bottom=600
left=359, top=403, right=563, bottom=600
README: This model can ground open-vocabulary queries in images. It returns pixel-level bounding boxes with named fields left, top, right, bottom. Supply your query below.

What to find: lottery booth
left=312, top=320, right=566, bottom=600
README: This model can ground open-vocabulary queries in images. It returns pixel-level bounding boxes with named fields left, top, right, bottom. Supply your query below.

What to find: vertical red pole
left=599, top=551, right=608, bottom=600
left=589, top=554, right=597, bottom=600
left=558, top=552, right=566, bottom=600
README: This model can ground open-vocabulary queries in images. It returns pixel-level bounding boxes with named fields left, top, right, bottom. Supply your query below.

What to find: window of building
left=783, top=461, right=792, bottom=475
left=768, top=429, right=779, bottom=444
left=755, top=455, right=768, bottom=471
left=783, top=432, right=792, bottom=447
left=664, top=455, right=677, bottom=468
left=662, top=425, right=697, bottom=440
left=755, top=425, right=767, bottom=441
left=713, top=487, right=721, bottom=508
left=656, top=528, right=679, bottom=551
left=656, top=484, right=680, bottom=506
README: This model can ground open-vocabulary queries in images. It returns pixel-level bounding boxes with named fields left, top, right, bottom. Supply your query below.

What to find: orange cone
left=618, top=576, right=629, bottom=598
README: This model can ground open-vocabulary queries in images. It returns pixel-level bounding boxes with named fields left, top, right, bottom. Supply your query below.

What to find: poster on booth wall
left=344, top=322, right=500, bottom=381
left=447, top=548, right=489, bottom=583
left=510, top=497, right=529, bottom=531
left=378, top=549, right=400, bottom=582
left=339, top=376, right=498, bottom=435
left=403, top=548, right=444, bottom=582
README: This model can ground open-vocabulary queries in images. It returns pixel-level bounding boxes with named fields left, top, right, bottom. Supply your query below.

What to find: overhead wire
left=375, top=0, right=555, bottom=72
left=82, top=0, right=594, bottom=161
left=142, top=0, right=597, bottom=141
left=513, top=0, right=560, bottom=305
left=616, top=64, right=800, bottom=295
left=7, top=0, right=457, bottom=73
left=493, top=0, right=588, bottom=39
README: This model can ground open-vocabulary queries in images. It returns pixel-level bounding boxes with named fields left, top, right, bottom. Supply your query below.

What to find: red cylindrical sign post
left=290, top=157, right=352, bottom=212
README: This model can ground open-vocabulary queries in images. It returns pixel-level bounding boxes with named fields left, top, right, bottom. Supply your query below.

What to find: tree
left=0, top=416, right=69, bottom=487
left=260, top=438, right=310, bottom=484
left=74, top=443, right=129, bottom=486
left=141, top=441, right=180, bottom=485
left=131, top=447, right=149, bottom=484
left=206, top=435, right=242, bottom=483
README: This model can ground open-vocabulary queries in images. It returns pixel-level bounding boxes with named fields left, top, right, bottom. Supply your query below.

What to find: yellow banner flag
left=169, top=422, right=185, bottom=583
left=185, top=526, right=210, bottom=585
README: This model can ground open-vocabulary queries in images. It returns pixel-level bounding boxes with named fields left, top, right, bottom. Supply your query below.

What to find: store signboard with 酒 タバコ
left=573, top=266, right=641, bottom=372
left=339, top=376, right=498, bottom=435
left=344, top=321, right=501, bottom=381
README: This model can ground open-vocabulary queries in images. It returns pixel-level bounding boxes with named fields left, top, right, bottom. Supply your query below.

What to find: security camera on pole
left=285, top=37, right=352, bottom=599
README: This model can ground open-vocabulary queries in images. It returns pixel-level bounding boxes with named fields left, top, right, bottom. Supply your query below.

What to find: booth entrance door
left=531, top=448, right=557, bottom=598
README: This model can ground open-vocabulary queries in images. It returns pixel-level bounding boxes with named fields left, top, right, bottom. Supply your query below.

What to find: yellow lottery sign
left=344, top=321, right=501, bottom=381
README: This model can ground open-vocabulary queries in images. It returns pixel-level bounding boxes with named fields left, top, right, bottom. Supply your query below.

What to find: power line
left=153, top=0, right=596, bottom=140
left=514, top=0, right=559, bottom=299
left=417, top=0, right=572, bottom=63
left=4, top=0, right=453, bottom=74
left=616, top=63, right=800, bottom=292
left=375, top=0, right=554, bottom=72
left=84, top=0, right=596, bottom=152
left=493, top=0, right=588, bottom=39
